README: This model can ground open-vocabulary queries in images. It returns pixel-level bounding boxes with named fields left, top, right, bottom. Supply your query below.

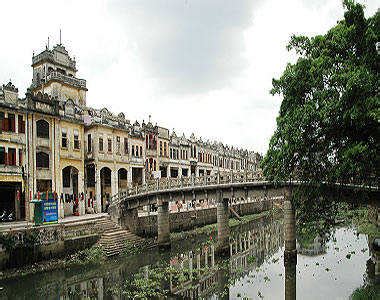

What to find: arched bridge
left=109, top=172, right=378, bottom=251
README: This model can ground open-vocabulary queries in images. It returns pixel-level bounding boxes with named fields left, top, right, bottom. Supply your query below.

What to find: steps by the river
left=97, top=216, right=146, bottom=257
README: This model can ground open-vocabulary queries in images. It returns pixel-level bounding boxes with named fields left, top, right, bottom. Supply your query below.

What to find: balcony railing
left=45, top=72, right=86, bottom=89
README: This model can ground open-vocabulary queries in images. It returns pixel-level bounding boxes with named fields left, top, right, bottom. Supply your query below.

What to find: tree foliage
left=262, top=0, right=379, bottom=185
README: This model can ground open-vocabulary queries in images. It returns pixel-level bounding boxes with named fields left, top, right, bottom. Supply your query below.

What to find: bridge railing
left=110, top=171, right=264, bottom=206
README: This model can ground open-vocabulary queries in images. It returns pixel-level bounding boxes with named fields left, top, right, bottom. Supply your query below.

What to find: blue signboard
left=42, top=199, right=58, bottom=224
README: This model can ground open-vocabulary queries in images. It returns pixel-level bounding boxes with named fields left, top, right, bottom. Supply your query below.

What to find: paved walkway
left=0, top=213, right=109, bottom=231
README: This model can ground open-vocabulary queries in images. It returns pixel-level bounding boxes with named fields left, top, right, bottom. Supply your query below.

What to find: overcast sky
left=0, top=0, right=377, bottom=154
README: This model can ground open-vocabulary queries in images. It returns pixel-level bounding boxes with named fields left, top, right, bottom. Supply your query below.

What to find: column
left=204, top=248, right=208, bottom=268
left=111, top=169, right=118, bottom=197
left=217, top=195, right=230, bottom=254
left=127, top=166, right=133, bottom=185
left=284, top=251, right=296, bottom=300
left=284, top=188, right=296, bottom=255
left=283, top=187, right=297, bottom=300
left=211, top=244, right=215, bottom=267
left=78, top=171, right=85, bottom=215
left=142, top=167, right=146, bottom=184
left=95, top=167, right=101, bottom=213
left=196, top=253, right=201, bottom=274
left=189, top=251, right=193, bottom=280
left=157, top=197, right=170, bottom=248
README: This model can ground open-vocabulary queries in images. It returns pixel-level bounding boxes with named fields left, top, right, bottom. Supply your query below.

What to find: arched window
left=36, top=119, right=49, bottom=139
left=36, top=151, right=49, bottom=168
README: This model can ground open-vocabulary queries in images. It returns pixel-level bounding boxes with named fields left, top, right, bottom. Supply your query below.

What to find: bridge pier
left=217, top=196, right=230, bottom=255
left=283, top=187, right=297, bottom=300
left=284, top=251, right=296, bottom=300
left=284, top=188, right=296, bottom=257
left=157, top=197, right=170, bottom=248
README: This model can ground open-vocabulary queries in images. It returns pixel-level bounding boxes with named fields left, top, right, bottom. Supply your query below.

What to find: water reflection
left=0, top=209, right=378, bottom=299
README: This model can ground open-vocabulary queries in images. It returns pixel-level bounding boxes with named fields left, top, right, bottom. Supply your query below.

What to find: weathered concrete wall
left=129, top=200, right=274, bottom=237
left=0, top=219, right=104, bottom=270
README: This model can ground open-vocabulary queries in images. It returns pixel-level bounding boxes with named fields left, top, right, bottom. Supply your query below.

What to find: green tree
left=262, top=0, right=379, bottom=185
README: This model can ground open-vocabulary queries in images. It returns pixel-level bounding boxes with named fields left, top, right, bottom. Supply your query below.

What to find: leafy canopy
left=262, top=0, right=379, bottom=185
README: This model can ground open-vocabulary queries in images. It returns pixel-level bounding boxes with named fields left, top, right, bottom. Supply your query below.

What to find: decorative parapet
left=32, top=46, right=76, bottom=71
left=44, top=71, right=86, bottom=90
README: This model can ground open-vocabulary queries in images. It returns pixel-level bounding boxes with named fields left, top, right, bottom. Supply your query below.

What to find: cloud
left=0, top=0, right=378, bottom=155
left=110, top=0, right=263, bottom=95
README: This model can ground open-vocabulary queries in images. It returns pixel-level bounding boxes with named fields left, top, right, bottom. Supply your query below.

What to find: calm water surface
left=0, top=214, right=378, bottom=299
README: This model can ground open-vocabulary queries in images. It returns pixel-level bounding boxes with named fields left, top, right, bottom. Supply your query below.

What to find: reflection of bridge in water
left=170, top=217, right=284, bottom=299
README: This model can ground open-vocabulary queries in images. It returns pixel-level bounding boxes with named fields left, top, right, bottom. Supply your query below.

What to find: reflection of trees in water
left=292, top=185, right=378, bottom=256
left=297, top=234, right=327, bottom=256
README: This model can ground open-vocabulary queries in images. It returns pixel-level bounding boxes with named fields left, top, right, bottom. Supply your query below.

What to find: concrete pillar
left=284, top=252, right=296, bottom=300
left=157, top=197, right=170, bottom=248
left=196, top=253, right=201, bottom=273
left=142, top=168, right=146, bottom=184
left=78, top=171, right=85, bottom=215
left=217, top=196, right=230, bottom=254
left=205, top=248, right=208, bottom=268
left=211, top=244, right=215, bottom=267
left=95, top=167, right=101, bottom=213
left=284, top=188, right=296, bottom=255
left=111, top=169, right=118, bottom=197
left=189, top=251, right=193, bottom=280
left=127, top=166, right=133, bottom=185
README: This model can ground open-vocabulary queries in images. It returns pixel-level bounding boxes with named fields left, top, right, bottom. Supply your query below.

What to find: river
left=0, top=210, right=378, bottom=299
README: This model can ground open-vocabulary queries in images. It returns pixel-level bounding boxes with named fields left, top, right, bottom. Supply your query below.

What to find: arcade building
left=0, top=41, right=261, bottom=222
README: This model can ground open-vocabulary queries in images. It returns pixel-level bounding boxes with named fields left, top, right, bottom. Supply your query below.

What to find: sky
left=0, top=0, right=378, bottom=154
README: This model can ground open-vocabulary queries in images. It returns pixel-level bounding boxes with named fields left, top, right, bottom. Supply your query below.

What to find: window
left=0, top=147, right=5, bottom=164
left=87, top=134, right=92, bottom=152
left=0, top=112, right=4, bottom=133
left=136, top=146, right=139, bottom=157
left=18, top=149, right=22, bottom=166
left=107, top=138, right=112, bottom=153
left=99, top=137, right=104, bottom=152
left=36, top=119, right=49, bottom=138
left=62, top=167, right=71, bottom=188
left=140, top=146, right=142, bottom=157
left=61, top=128, right=67, bottom=148
left=74, top=130, right=80, bottom=149
left=164, top=142, right=167, bottom=157
left=124, top=138, right=128, bottom=154
left=18, top=115, right=25, bottom=133
left=160, top=141, right=163, bottom=156
left=8, top=148, right=16, bottom=166
left=7, top=114, right=15, bottom=132
left=132, top=145, right=135, bottom=156
left=116, top=136, right=120, bottom=154
left=36, top=152, right=49, bottom=168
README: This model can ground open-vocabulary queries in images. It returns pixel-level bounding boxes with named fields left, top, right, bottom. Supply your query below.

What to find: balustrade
left=110, top=171, right=264, bottom=207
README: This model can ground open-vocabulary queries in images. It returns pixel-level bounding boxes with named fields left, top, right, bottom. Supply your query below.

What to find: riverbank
left=0, top=209, right=277, bottom=281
